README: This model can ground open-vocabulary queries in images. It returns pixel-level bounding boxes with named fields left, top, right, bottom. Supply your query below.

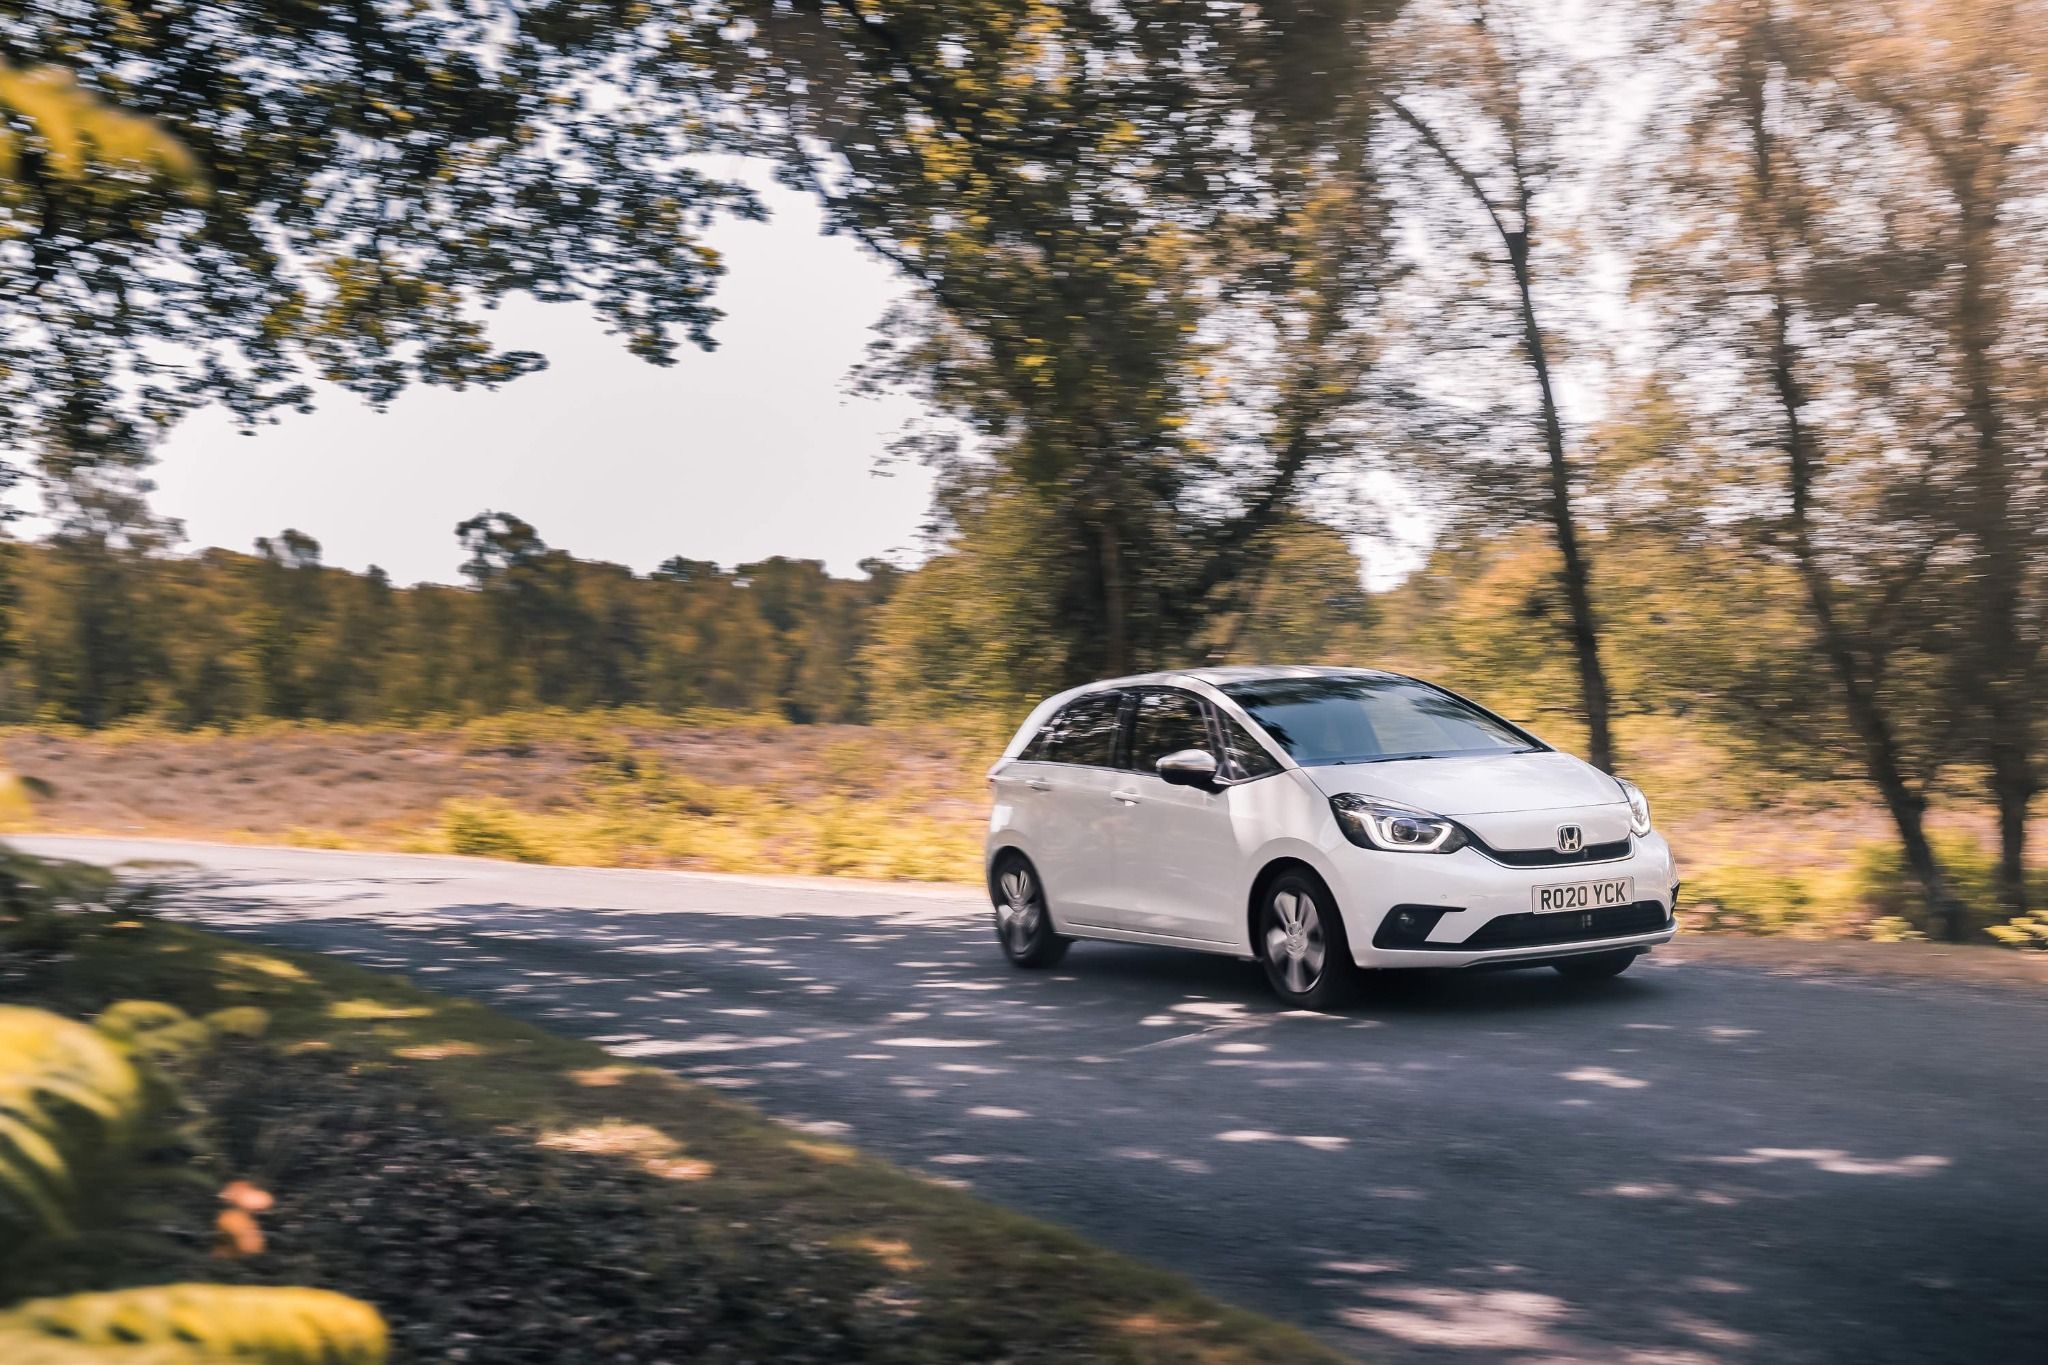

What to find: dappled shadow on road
left=134, top=863, right=2037, bottom=1365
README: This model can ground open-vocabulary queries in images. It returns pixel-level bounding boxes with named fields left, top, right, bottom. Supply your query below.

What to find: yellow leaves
left=391, top=1041, right=482, bottom=1060
left=1987, top=911, right=2048, bottom=950
left=537, top=1120, right=714, bottom=1181
left=0, top=1285, right=388, bottom=1364
left=847, top=1233, right=922, bottom=1274
left=0, top=1004, right=146, bottom=1240
left=219, top=952, right=310, bottom=984
left=96, top=999, right=212, bottom=1063
left=0, top=62, right=201, bottom=192
left=326, top=999, right=433, bottom=1021
left=566, top=1064, right=636, bottom=1087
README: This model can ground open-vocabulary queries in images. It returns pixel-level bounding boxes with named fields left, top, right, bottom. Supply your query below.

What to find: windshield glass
left=1221, top=675, right=1538, bottom=766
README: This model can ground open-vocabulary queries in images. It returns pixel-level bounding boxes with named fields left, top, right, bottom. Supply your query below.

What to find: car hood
left=1300, top=750, right=1624, bottom=816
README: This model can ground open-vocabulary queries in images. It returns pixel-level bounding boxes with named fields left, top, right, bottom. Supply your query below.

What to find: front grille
left=1474, top=836, right=1633, bottom=868
left=1419, top=900, right=1671, bottom=952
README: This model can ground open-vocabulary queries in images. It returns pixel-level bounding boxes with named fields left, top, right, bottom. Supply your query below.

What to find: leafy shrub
left=0, top=1005, right=146, bottom=1239
left=1987, top=912, right=2048, bottom=952
left=1852, top=833, right=2048, bottom=939
left=0, top=1284, right=387, bottom=1364
left=1683, top=859, right=1860, bottom=936
left=96, top=1001, right=214, bottom=1065
left=202, top=1008, right=271, bottom=1040
left=439, top=799, right=553, bottom=864
left=0, top=851, right=124, bottom=952
left=1864, top=915, right=1927, bottom=943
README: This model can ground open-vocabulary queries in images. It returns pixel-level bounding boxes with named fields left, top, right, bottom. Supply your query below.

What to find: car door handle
left=1110, top=789, right=1142, bottom=805
left=1025, top=778, right=1053, bottom=792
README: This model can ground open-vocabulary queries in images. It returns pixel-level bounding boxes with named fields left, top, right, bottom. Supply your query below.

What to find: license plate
left=1533, top=877, right=1633, bottom=913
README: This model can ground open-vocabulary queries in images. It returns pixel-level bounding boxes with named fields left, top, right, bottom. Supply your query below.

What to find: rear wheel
left=990, top=853, right=1069, bottom=968
left=1257, top=870, right=1359, bottom=1009
left=1553, top=949, right=1639, bottom=980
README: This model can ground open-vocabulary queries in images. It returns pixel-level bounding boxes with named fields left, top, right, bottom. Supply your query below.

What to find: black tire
left=1553, top=949, right=1639, bottom=981
left=989, top=852, right=1070, bottom=968
left=1256, top=868, right=1359, bottom=1009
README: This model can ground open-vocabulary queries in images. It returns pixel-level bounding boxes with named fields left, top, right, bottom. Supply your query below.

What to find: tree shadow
left=130, top=862, right=2043, bottom=1365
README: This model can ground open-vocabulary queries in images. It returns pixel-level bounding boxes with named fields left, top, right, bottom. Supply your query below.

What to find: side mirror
left=1156, top=749, right=1220, bottom=788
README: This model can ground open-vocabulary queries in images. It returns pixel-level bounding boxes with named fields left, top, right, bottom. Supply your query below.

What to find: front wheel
left=1258, top=870, right=1359, bottom=1009
left=1553, top=949, right=1639, bottom=981
left=990, top=854, right=1069, bottom=968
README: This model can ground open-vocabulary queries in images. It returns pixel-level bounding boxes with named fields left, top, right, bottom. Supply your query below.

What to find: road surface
left=20, top=836, right=2046, bottom=1364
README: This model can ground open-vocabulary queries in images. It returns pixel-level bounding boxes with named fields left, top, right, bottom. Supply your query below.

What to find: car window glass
left=1216, top=711, right=1282, bottom=780
left=1018, top=705, right=1066, bottom=761
left=1222, top=675, right=1534, bottom=766
left=1127, top=690, right=1212, bottom=774
left=1022, top=691, right=1124, bottom=767
left=1055, top=691, right=1124, bottom=767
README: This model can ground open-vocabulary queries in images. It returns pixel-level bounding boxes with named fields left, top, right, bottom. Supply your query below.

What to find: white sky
left=144, top=174, right=938, bottom=586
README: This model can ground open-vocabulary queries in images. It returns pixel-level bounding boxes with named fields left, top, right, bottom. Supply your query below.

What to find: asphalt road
left=20, top=835, right=2046, bottom=1364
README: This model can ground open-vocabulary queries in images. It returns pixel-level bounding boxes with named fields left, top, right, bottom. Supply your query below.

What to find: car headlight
left=1618, top=779, right=1653, bottom=837
left=1330, top=793, right=1469, bottom=854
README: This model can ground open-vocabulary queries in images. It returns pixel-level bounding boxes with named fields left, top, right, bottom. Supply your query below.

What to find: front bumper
left=1330, top=831, right=1679, bottom=970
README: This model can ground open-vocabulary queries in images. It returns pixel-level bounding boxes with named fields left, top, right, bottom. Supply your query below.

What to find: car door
left=1019, top=689, right=1129, bottom=931
left=1108, top=687, right=1244, bottom=944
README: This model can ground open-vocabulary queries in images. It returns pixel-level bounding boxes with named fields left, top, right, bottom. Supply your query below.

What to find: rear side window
left=1127, top=689, right=1213, bottom=774
left=1216, top=711, right=1283, bottom=781
left=1019, top=690, right=1124, bottom=767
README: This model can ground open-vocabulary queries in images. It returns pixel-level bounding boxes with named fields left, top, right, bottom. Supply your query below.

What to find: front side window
left=1222, top=675, right=1537, bottom=767
left=1126, top=689, right=1212, bottom=774
left=1215, top=711, right=1283, bottom=780
left=1020, top=690, right=1125, bottom=767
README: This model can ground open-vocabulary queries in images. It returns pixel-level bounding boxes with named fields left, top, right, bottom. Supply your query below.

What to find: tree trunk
left=1993, top=763, right=2033, bottom=921
left=1097, top=517, right=1127, bottom=677
left=1741, top=57, right=1967, bottom=938
left=1509, top=257, right=1617, bottom=773
left=1373, top=94, right=1618, bottom=772
left=1791, top=527, right=1966, bottom=941
left=1946, top=137, right=2035, bottom=918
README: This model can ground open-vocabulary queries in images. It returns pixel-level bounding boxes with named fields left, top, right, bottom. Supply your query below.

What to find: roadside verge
left=16, top=912, right=1349, bottom=1364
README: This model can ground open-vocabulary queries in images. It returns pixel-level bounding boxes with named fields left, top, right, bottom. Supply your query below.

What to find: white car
left=985, top=665, right=1677, bottom=1007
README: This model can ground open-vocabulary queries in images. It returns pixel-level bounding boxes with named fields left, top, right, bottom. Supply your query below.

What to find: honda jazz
left=984, top=666, right=1677, bottom=1006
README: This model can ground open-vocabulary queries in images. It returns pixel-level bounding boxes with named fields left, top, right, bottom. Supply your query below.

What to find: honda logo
left=1555, top=824, right=1584, bottom=855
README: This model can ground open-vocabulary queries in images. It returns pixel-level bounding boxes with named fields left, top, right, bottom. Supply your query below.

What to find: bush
left=439, top=799, right=554, bottom=864
left=1851, top=832, right=2048, bottom=939
left=1683, top=859, right=1860, bottom=936
left=1987, top=912, right=2048, bottom=952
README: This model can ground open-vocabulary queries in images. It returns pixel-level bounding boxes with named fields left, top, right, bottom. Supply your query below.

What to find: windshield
left=1221, top=675, right=1539, bottom=766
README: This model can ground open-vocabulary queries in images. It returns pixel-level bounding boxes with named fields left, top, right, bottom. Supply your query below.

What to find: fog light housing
left=1372, top=904, right=1458, bottom=948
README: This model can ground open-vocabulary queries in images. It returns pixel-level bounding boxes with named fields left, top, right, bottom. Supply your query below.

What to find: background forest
left=2, top=0, right=2044, bottom=950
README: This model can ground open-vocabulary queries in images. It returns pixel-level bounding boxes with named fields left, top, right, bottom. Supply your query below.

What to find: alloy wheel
left=996, top=865, right=1042, bottom=956
left=1265, top=886, right=1327, bottom=995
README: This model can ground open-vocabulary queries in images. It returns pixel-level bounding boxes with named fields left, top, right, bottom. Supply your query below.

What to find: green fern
left=0, top=1005, right=146, bottom=1239
left=0, top=1285, right=387, bottom=1364
left=97, top=1001, right=216, bottom=1064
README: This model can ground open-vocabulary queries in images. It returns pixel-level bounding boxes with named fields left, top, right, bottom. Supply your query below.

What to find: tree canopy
left=1, top=0, right=755, bottom=470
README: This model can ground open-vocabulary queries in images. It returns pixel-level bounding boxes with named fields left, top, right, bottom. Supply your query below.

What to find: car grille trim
left=1467, top=834, right=1633, bottom=868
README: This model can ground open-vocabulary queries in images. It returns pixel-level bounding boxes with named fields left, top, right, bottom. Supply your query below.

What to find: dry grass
left=3, top=710, right=2040, bottom=938
left=0, top=713, right=995, bottom=883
